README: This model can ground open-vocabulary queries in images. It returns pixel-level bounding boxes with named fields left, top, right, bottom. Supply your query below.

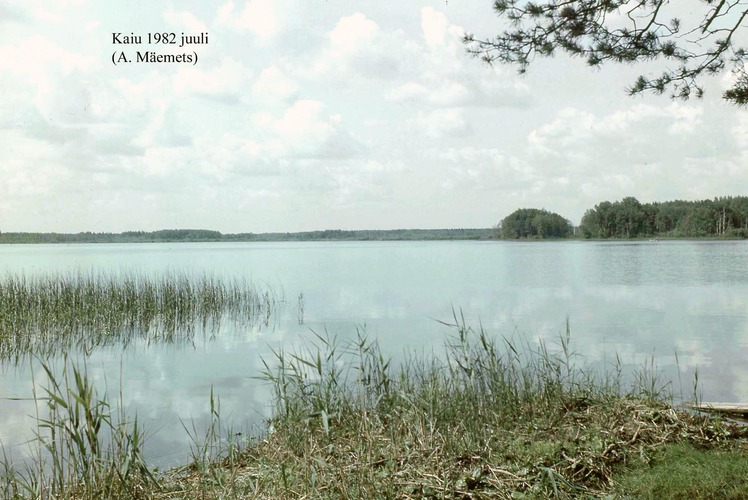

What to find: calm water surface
left=1, top=240, right=746, bottom=467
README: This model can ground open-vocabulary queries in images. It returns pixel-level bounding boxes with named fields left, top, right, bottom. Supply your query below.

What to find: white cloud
left=431, top=146, right=539, bottom=193
left=410, top=108, right=472, bottom=139
left=302, top=12, right=407, bottom=84
left=318, top=159, right=399, bottom=208
left=3, top=0, right=90, bottom=27
left=527, top=108, right=597, bottom=155
left=383, top=8, right=529, bottom=108
left=252, top=65, right=298, bottom=102
left=421, top=7, right=450, bottom=47
left=1, top=0, right=747, bottom=233
left=389, top=80, right=472, bottom=106
left=420, top=6, right=463, bottom=49
left=262, top=100, right=362, bottom=160
left=732, top=112, right=748, bottom=149
left=599, top=103, right=703, bottom=136
left=0, top=35, right=94, bottom=84
left=164, top=9, right=208, bottom=34
left=173, top=57, right=252, bottom=101
left=666, top=103, right=703, bottom=135
left=0, top=133, right=61, bottom=196
left=528, top=103, right=703, bottom=159
left=216, top=0, right=279, bottom=39
left=519, top=101, right=743, bottom=220
left=329, top=13, right=380, bottom=54
left=273, top=100, right=330, bottom=140
left=160, top=99, right=365, bottom=185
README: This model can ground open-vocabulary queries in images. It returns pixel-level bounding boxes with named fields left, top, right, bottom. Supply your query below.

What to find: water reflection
left=0, top=240, right=746, bottom=467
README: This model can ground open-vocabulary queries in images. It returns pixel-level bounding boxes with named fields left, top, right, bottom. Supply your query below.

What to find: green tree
left=681, top=204, right=716, bottom=237
left=595, top=201, right=617, bottom=238
left=464, top=1, right=748, bottom=104
left=579, top=208, right=600, bottom=238
left=616, top=196, right=644, bottom=238
left=498, top=208, right=572, bottom=239
left=640, top=202, right=658, bottom=236
left=579, top=196, right=748, bottom=239
left=654, top=201, right=687, bottom=235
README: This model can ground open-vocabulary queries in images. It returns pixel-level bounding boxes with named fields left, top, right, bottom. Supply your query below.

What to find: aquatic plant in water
left=0, top=355, right=156, bottom=498
left=0, top=271, right=280, bottom=360
left=0, top=317, right=746, bottom=498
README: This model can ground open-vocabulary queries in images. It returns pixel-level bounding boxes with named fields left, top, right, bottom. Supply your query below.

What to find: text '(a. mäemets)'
left=111, top=32, right=209, bottom=66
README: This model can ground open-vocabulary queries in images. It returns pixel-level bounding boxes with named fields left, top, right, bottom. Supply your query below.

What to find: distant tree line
left=496, top=208, right=573, bottom=239
left=0, top=228, right=494, bottom=244
left=497, top=196, right=748, bottom=240
left=5, top=196, right=748, bottom=244
left=0, top=229, right=223, bottom=244
left=579, top=196, right=748, bottom=239
left=123, top=229, right=223, bottom=241
left=224, top=228, right=492, bottom=241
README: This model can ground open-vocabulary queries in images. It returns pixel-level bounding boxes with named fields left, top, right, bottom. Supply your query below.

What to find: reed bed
left=168, top=316, right=747, bottom=499
left=1, top=317, right=746, bottom=498
left=0, top=271, right=279, bottom=359
left=0, top=356, right=156, bottom=499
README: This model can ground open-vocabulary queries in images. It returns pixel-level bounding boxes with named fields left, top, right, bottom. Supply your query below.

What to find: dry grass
left=2, top=316, right=746, bottom=498
left=155, top=395, right=747, bottom=499
left=152, top=319, right=748, bottom=499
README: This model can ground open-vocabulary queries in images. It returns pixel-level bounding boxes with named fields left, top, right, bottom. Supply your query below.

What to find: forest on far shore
left=2, top=196, right=747, bottom=243
left=578, top=196, right=748, bottom=239
left=498, top=196, right=748, bottom=239
left=0, top=228, right=493, bottom=244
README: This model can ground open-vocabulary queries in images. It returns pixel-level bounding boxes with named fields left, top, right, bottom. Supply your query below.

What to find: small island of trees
left=496, top=208, right=573, bottom=239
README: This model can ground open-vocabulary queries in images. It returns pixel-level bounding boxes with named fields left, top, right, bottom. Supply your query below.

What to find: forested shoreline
left=579, top=196, right=748, bottom=239
left=497, top=196, right=748, bottom=239
left=3, top=196, right=747, bottom=243
left=0, top=228, right=493, bottom=244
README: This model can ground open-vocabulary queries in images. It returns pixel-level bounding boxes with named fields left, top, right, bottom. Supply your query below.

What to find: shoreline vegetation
left=500, top=196, right=748, bottom=240
left=0, top=228, right=494, bottom=244
left=0, top=271, right=279, bottom=360
left=2, top=196, right=748, bottom=244
left=1, top=318, right=747, bottom=498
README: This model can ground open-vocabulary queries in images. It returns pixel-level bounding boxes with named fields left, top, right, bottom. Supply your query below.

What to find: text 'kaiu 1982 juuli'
left=111, top=31, right=209, bottom=66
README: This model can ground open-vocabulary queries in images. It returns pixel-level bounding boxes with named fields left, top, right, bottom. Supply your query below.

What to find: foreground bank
left=3, top=322, right=747, bottom=498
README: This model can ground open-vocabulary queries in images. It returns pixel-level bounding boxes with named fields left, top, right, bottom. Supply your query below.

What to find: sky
left=1, top=0, right=747, bottom=233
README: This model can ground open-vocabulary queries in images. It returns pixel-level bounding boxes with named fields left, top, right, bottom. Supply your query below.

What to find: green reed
left=245, top=314, right=746, bottom=498
left=0, top=314, right=743, bottom=499
left=0, top=356, right=156, bottom=498
left=0, top=271, right=280, bottom=359
left=0, top=355, right=257, bottom=499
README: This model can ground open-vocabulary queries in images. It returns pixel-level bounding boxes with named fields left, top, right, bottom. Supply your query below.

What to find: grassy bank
left=0, top=271, right=279, bottom=360
left=2, top=319, right=747, bottom=498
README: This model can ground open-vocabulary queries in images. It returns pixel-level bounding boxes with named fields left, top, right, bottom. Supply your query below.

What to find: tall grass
left=0, top=356, right=254, bottom=499
left=247, top=314, right=747, bottom=498
left=0, top=356, right=155, bottom=498
left=0, top=271, right=280, bottom=359
left=260, top=313, right=655, bottom=436
left=0, top=316, right=745, bottom=498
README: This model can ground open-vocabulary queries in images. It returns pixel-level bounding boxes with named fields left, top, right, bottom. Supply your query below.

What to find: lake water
left=1, top=240, right=747, bottom=467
